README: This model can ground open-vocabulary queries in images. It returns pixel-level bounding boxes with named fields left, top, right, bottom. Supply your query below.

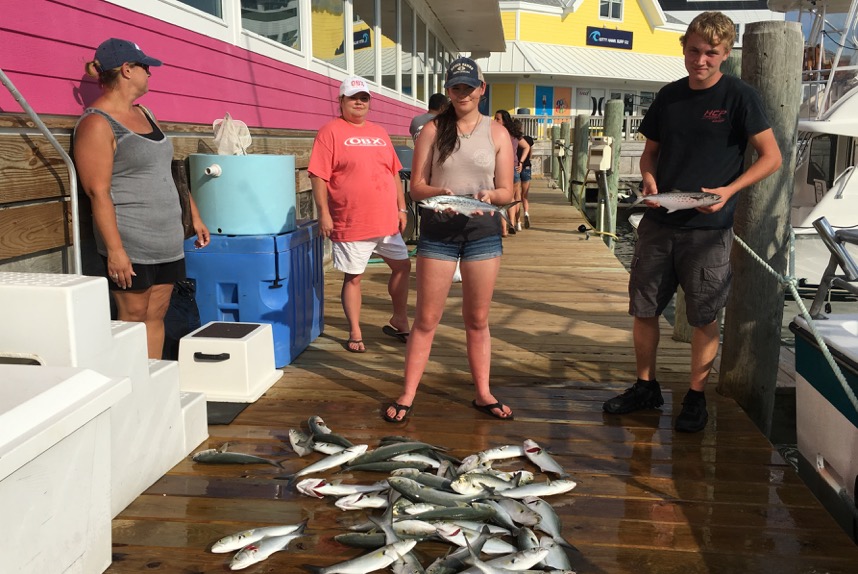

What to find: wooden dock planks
left=106, top=178, right=858, bottom=574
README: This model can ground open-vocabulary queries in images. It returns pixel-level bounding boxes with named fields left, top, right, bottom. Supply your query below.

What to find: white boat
left=770, top=0, right=858, bottom=287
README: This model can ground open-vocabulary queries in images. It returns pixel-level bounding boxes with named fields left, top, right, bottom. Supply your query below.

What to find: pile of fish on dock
left=192, top=415, right=579, bottom=572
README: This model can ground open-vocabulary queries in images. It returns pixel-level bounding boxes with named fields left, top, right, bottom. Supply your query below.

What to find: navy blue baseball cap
left=95, top=38, right=162, bottom=72
left=444, top=57, right=483, bottom=88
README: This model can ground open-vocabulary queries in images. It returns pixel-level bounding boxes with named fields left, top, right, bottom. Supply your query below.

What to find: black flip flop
left=382, top=324, right=409, bottom=343
left=383, top=402, right=413, bottom=423
left=345, top=339, right=366, bottom=353
left=472, top=399, right=514, bottom=420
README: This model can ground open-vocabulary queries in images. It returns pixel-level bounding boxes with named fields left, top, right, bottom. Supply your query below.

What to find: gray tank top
left=420, top=115, right=501, bottom=241
left=75, top=107, right=184, bottom=264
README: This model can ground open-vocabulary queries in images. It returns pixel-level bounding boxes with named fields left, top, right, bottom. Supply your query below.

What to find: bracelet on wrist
left=399, top=208, right=408, bottom=213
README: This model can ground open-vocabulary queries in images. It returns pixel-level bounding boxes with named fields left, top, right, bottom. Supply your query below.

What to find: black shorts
left=103, top=257, right=186, bottom=291
left=628, top=217, right=733, bottom=327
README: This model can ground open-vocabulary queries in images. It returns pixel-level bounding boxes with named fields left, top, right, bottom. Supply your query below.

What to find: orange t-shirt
left=308, top=118, right=402, bottom=242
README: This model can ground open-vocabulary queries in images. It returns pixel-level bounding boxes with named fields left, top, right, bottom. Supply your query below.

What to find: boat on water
left=774, top=0, right=858, bottom=546
left=770, top=0, right=858, bottom=287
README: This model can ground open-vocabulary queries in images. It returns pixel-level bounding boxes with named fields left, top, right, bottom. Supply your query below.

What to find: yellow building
left=478, top=0, right=689, bottom=118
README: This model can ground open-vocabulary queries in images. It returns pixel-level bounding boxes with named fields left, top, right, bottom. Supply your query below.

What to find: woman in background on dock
left=74, top=38, right=209, bottom=359
left=308, top=76, right=411, bottom=354
left=494, top=110, right=530, bottom=235
left=383, top=57, right=514, bottom=423
left=516, top=120, right=535, bottom=229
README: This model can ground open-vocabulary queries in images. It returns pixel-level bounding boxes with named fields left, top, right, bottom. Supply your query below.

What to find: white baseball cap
left=340, top=76, right=371, bottom=98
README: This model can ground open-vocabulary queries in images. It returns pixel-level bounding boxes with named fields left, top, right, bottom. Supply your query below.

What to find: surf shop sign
left=586, top=26, right=633, bottom=50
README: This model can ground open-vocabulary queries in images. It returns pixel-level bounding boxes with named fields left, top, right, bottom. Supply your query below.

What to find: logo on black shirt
left=702, top=110, right=728, bottom=123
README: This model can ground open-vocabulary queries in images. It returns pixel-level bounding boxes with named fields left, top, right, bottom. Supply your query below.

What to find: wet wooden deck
left=108, top=179, right=858, bottom=573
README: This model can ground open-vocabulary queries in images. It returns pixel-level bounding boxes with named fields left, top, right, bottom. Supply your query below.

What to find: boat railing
left=512, top=114, right=644, bottom=142
left=833, top=165, right=855, bottom=199
left=798, top=0, right=858, bottom=120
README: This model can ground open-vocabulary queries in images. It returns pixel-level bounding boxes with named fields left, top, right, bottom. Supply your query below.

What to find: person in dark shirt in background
left=409, top=93, right=448, bottom=141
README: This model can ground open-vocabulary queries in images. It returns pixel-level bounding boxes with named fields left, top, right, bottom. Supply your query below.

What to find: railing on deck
left=512, top=114, right=645, bottom=142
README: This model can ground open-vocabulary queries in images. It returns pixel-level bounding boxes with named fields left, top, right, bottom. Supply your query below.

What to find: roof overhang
left=476, top=41, right=686, bottom=84
left=424, top=0, right=506, bottom=55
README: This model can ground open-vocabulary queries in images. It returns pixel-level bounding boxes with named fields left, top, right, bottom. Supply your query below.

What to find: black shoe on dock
left=674, top=390, right=708, bottom=433
left=603, top=379, right=664, bottom=414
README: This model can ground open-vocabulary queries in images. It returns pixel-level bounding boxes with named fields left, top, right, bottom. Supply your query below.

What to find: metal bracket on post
left=587, top=137, right=614, bottom=248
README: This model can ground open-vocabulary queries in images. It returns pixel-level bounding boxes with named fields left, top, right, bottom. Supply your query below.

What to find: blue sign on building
left=586, top=26, right=633, bottom=50
left=354, top=29, right=371, bottom=50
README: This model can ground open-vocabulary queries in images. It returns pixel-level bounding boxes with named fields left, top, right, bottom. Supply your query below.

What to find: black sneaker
left=675, top=391, right=708, bottom=433
left=508, top=225, right=517, bottom=235
left=603, top=380, right=664, bottom=414
left=524, top=213, right=530, bottom=229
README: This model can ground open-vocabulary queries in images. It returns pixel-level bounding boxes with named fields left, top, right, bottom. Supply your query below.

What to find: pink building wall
left=0, top=0, right=420, bottom=136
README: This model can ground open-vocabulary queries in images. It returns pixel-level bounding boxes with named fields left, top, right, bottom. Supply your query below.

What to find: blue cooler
left=184, top=221, right=324, bottom=367
left=189, top=153, right=296, bottom=235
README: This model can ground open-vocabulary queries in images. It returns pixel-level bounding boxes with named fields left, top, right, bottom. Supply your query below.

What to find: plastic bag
left=213, top=112, right=252, bottom=155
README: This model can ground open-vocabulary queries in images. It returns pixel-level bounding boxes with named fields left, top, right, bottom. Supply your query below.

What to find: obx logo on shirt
left=344, top=137, right=387, bottom=146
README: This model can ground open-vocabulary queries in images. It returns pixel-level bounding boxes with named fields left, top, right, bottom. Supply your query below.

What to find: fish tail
left=498, top=200, right=522, bottom=225
left=555, top=535, right=579, bottom=552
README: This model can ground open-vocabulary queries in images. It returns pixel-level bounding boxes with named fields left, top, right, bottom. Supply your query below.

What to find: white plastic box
left=178, top=321, right=283, bottom=402
left=0, top=364, right=130, bottom=574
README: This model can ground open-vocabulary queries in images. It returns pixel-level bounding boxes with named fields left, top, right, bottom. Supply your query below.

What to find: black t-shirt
left=518, top=135, right=534, bottom=169
left=638, top=74, right=771, bottom=229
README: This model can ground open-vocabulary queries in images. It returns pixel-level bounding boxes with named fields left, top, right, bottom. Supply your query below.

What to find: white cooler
left=178, top=321, right=282, bottom=402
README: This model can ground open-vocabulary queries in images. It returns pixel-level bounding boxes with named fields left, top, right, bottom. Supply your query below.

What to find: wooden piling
left=550, top=125, right=561, bottom=184
left=717, top=21, right=802, bottom=437
left=600, top=99, right=623, bottom=250
left=572, top=113, right=591, bottom=208
left=560, top=120, right=572, bottom=199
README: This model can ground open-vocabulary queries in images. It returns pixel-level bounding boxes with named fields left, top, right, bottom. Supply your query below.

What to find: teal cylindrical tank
left=189, top=153, right=296, bottom=235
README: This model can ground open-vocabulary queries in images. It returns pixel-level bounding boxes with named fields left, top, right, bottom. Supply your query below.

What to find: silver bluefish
left=632, top=190, right=722, bottom=213
left=228, top=529, right=306, bottom=570
left=192, top=444, right=283, bottom=468
left=211, top=519, right=308, bottom=553
left=418, top=195, right=520, bottom=225
left=304, top=539, right=417, bottom=574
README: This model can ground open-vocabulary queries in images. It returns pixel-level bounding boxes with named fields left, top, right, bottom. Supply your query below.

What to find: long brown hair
left=433, top=104, right=461, bottom=165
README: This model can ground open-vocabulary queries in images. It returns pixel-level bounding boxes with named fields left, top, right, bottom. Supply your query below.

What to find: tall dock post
left=560, top=120, right=572, bottom=200
left=599, top=99, right=623, bottom=249
left=717, top=21, right=802, bottom=436
left=571, top=113, right=590, bottom=208
left=550, top=125, right=561, bottom=185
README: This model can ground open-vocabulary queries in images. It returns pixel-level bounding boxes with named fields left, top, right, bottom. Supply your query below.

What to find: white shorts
left=332, top=233, right=410, bottom=274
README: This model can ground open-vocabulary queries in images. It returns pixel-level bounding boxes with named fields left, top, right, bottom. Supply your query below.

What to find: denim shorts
left=520, top=166, right=532, bottom=182
left=417, top=234, right=503, bottom=262
left=628, top=217, right=733, bottom=327
left=513, top=169, right=521, bottom=183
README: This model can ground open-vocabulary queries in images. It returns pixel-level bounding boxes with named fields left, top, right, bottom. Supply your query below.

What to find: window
left=177, top=0, right=221, bottom=17
left=353, top=0, right=376, bottom=81
left=599, top=0, right=622, bottom=20
left=311, top=0, right=346, bottom=69
left=241, top=1, right=300, bottom=51
left=400, top=1, right=414, bottom=97
left=416, top=17, right=427, bottom=101
left=806, top=134, right=837, bottom=187
left=380, top=0, right=397, bottom=90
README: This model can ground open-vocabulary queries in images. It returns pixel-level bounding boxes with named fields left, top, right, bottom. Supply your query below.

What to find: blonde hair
left=680, top=11, right=736, bottom=49
left=84, top=59, right=122, bottom=88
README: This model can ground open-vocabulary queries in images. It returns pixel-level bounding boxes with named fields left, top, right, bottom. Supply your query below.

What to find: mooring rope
left=733, top=232, right=858, bottom=416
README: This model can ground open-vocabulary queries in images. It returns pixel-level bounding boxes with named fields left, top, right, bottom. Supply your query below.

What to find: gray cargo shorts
left=628, top=216, right=733, bottom=327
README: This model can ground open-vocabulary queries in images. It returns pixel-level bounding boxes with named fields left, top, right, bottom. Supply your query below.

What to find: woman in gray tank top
left=74, top=38, right=209, bottom=359
left=383, top=57, right=515, bottom=423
